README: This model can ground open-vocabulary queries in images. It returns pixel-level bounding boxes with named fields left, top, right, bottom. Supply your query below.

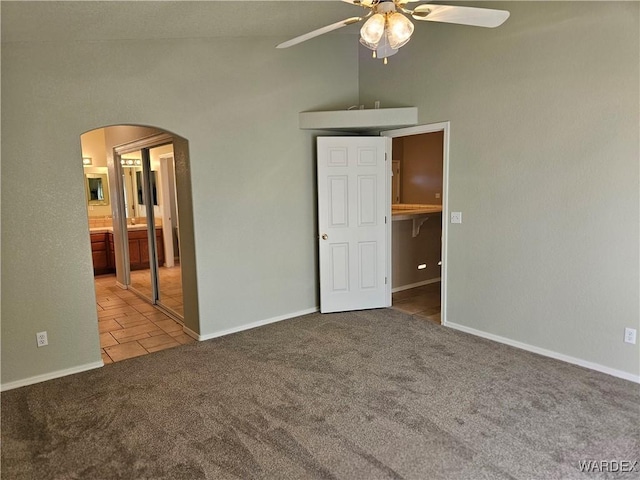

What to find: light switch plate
left=451, top=212, right=462, bottom=224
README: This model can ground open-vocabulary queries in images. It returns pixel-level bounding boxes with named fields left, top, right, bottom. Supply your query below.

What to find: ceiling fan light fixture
left=359, top=36, right=379, bottom=51
left=386, top=12, right=414, bottom=49
left=276, top=3, right=510, bottom=64
left=360, top=13, right=385, bottom=45
left=375, top=34, right=399, bottom=60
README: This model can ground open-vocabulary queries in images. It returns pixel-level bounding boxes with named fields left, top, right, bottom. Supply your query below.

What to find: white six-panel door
left=317, top=137, right=390, bottom=313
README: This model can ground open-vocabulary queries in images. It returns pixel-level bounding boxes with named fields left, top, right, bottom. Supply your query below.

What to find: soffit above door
left=299, top=107, right=418, bottom=132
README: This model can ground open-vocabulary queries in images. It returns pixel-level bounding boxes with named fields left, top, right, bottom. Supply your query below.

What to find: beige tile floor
left=129, top=263, right=184, bottom=317
left=391, top=282, right=441, bottom=325
left=94, top=274, right=193, bottom=364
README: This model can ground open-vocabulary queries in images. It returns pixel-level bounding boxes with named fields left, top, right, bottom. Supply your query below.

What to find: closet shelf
left=299, top=107, right=418, bottom=132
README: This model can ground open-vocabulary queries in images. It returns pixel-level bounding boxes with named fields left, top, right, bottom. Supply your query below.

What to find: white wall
left=361, top=2, right=640, bottom=378
left=1, top=14, right=359, bottom=386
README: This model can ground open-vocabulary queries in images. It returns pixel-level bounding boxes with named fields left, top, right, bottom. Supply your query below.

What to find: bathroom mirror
left=136, top=170, right=159, bottom=206
left=85, top=172, right=110, bottom=206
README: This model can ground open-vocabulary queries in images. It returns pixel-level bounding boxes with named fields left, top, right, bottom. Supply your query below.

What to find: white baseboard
left=184, top=307, right=320, bottom=342
left=1, top=360, right=104, bottom=392
left=444, top=322, right=640, bottom=384
left=392, top=277, right=441, bottom=294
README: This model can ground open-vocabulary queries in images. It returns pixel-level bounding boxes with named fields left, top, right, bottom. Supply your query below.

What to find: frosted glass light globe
left=360, top=14, right=386, bottom=46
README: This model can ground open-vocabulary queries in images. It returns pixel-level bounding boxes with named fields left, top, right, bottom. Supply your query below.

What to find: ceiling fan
left=277, top=0, right=510, bottom=64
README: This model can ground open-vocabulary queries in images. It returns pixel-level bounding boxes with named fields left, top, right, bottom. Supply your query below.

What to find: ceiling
left=1, top=1, right=362, bottom=43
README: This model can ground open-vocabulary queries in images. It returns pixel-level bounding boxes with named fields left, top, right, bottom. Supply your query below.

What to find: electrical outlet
left=450, top=212, right=462, bottom=224
left=435, top=193, right=441, bottom=199
left=624, top=328, right=637, bottom=345
left=36, top=331, right=48, bottom=347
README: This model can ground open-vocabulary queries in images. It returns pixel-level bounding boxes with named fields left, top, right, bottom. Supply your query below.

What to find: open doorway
left=382, top=123, right=449, bottom=325
left=81, top=126, right=197, bottom=364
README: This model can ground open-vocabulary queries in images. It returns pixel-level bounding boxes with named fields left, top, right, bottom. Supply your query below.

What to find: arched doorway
left=81, top=125, right=199, bottom=363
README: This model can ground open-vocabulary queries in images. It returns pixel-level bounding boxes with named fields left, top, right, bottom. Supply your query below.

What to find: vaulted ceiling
left=1, top=1, right=361, bottom=43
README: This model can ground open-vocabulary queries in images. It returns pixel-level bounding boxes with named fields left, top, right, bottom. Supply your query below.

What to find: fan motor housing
left=375, top=2, right=397, bottom=14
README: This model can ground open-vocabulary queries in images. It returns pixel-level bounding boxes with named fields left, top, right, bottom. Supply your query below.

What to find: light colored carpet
left=2, top=308, right=639, bottom=479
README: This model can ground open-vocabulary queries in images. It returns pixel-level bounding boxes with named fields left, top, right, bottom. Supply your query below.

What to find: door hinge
left=385, top=152, right=388, bottom=161
left=385, top=277, right=388, bottom=284
left=385, top=216, right=387, bottom=224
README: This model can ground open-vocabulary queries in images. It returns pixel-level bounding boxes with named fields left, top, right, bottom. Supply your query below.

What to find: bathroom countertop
left=89, top=224, right=160, bottom=234
left=392, top=204, right=442, bottom=221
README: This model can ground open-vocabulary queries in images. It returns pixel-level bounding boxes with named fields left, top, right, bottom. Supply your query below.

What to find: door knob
left=321, top=234, right=328, bottom=240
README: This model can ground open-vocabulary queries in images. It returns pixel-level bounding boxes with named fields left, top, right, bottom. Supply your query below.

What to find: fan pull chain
left=384, top=57, right=388, bottom=65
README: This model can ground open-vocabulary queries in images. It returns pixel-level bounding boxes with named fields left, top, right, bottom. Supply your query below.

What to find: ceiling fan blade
left=276, top=17, right=363, bottom=49
left=411, top=4, right=510, bottom=28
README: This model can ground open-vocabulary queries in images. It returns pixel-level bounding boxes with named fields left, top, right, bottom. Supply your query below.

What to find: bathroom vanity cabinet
left=90, top=227, right=164, bottom=275
left=90, top=232, right=112, bottom=275
left=127, top=228, right=164, bottom=270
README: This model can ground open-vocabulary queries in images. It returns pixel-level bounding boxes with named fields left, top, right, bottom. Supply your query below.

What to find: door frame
left=380, top=121, right=450, bottom=325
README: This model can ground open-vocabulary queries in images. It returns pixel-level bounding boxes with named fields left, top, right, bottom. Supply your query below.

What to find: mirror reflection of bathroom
left=120, top=150, right=154, bottom=297
left=81, top=133, right=112, bottom=235
left=85, top=173, right=110, bottom=205
left=120, top=151, right=144, bottom=224
left=390, top=131, right=444, bottom=325
left=122, top=144, right=183, bottom=317
left=152, top=145, right=182, bottom=316
left=88, top=177, right=104, bottom=201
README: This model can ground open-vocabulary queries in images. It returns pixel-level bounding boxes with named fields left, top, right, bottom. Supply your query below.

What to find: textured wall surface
left=361, top=1, right=640, bottom=377
left=2, top=1, right=638, bottom=387
left=1, top=2, right=359, bottom=386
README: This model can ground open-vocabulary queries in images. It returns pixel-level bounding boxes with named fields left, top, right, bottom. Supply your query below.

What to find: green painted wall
left=360, top=1, right=640, bottom=377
